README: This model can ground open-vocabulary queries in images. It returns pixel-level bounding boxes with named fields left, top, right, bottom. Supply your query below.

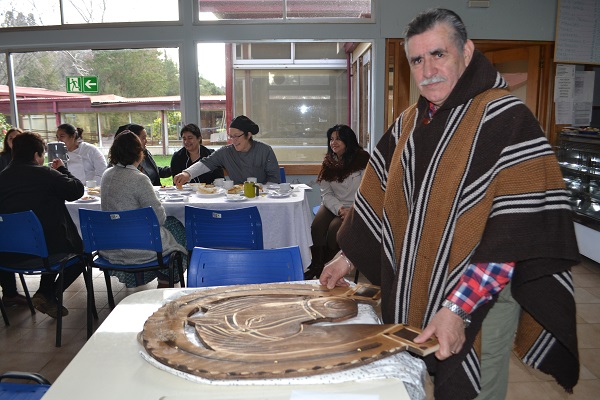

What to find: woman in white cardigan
left=100, top=130, right=187, bottom=288
left=304, top=124, right=370, bottom=280
left=56, top=123, right=106, bottom=184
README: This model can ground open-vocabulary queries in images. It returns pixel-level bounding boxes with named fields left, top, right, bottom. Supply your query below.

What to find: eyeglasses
left=228, top=132, right=245, bottom=140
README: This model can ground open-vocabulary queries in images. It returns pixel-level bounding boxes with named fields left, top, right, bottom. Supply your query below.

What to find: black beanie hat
left=229, top=115, right=259, bottom=135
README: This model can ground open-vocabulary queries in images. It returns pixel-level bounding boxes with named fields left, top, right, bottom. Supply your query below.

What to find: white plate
left=158, top=186, right=177, bottom=191
left=75, top=196, right=98, bottom=203
left=194, top=188, right=226, bottom=198
left=268, top=191, right=293, bottom=198
left=178, top=184, right=195, bottom=192
left=225, top=195, right=248, bottom=202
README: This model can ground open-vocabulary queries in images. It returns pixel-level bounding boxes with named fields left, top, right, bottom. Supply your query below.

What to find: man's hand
left=319, top=253, right=352, bottom=289
left=413, top=307, right=465, bottom=360
left=173, top=172, right=191, bottom=186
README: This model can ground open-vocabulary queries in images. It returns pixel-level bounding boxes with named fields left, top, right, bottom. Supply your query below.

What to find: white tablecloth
left=66, top=188, right=314, bottom=267
left=41, top=287, right=426, bottom=400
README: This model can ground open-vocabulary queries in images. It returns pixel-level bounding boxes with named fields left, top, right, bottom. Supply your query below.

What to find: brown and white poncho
left=338, top=50, right=580, bottom=399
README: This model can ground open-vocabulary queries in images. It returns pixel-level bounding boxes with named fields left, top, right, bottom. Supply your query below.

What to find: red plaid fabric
left=447, top=262, right=514, bottom=314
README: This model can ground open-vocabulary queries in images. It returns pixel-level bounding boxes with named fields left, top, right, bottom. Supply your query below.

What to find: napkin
left=291, top=184, right=312, bottom=190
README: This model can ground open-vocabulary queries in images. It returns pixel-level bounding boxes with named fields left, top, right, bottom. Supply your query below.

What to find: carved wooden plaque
left=141, top=283, right=438, bottom=380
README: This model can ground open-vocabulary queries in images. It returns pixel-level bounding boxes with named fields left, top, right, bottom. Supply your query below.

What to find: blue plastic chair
left=279, top=166, right=286, bottom=183
left=79, top=207, right=185, bottom=337
left=0, top=371, right=51, bottom=400
left=0, top=211, right=87, bottom=347
left=187, top=246, right=304, bottom=287
left=184, top=206, right=263, bottom=252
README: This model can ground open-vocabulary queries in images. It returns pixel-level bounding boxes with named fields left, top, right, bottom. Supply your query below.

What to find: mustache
left=419, top=76, right=446, bottom=86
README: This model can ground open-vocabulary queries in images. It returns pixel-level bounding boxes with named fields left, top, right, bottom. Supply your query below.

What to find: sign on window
left=66, top=76, right=99, bottom=93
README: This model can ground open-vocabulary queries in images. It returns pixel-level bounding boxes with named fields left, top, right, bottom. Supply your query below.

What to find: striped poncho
left=338, top=50, right=580, bottom=399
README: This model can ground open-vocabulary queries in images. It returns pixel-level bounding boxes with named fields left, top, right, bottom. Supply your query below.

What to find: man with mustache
left=320, top=8, right=580, bottom=400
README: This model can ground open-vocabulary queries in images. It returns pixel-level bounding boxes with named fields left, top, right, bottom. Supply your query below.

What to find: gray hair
left=403, top=8, right=468, bottom=54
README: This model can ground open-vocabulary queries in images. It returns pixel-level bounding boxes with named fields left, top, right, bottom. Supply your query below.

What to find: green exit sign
left=66, top=76, right=98, bottom=93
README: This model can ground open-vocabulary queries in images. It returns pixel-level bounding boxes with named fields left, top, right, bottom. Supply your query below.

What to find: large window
left=0, top=0, right=179, bottom=27
left=233, top=69, right=347, bottom=162
left=199, top=0, right=371, bottom=21
left=0, top=48, right=182, bottom=155
left=214, top=41, right=350, bottom=163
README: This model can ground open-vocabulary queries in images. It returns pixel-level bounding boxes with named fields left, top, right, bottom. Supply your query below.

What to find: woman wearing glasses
left=304, top=124, right=369, bottom=280
left=173, top=115, right=281, bottom=185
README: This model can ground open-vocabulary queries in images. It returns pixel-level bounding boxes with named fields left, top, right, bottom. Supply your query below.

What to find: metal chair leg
left=55, top=269, right=65, bottom=347
left=0, top=298, right=9, bottom=326
left=18, top=273, right=35, bottom=315
left=104, top=271, right=116, bottom=309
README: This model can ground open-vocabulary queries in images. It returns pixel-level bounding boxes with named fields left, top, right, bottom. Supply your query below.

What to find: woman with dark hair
left=0, top=127, right=23, bottom=171
left=115, top=124, right=171, bottom=186
left=304, top=124, right=370, bottom=280
left=170, top=123, right=223, bottom=184
left=0, top=127, right=27, bottom=306
left=56, top=123, right=107, bottom=184
left=173, top=115, right=280, bottom=185
left=100, top=130, right=187, bottom=288
left=0, top=131, right=85, bottom=317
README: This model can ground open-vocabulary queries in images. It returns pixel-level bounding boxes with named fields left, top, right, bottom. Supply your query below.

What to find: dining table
left=40, top=284, right=428, bottom=400
left=65, top=185, right=314, bottom=268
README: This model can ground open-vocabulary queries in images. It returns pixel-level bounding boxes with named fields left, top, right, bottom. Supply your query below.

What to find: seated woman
left=173, top=115, right=280, bottom=185
left=170, top=123, right=223, bottom=184
left=0, top=131, right=85, bottom=317
left=100, top=130, right=187, bottom=288
left=0, top=127, right=23, bottom=171
left=115, top=124, right=171, bottom=186
left=56, top=123, right=107, bottom=184
left=0, top=127, right=30, bottom=306
left=304, top=124, right=370, bottom=280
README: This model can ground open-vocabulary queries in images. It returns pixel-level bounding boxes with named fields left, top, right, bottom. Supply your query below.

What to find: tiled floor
left=1, top=257, right=599, bottom=399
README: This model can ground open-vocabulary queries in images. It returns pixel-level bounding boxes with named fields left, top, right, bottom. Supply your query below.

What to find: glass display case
left=557, top=129, right=600, bottom=262
left=557, top=131, right=600, bottom=226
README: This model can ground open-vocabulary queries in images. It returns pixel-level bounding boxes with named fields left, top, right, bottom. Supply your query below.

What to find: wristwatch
left=442, top=299, right=471, bottom=328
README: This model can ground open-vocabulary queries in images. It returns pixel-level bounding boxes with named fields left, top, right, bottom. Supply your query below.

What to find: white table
left=66, top=187, right=314, bottom=267
left=41, top=287, right=426, bottom=400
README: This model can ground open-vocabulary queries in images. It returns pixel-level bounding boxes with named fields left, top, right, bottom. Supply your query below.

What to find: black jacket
left=170, top=146, right=224, bottom=184
left=0, top=159, right=84, bottom=260
left=0, top=152, right=11, bottom=172
left=140, top=149, right=172, bottom=186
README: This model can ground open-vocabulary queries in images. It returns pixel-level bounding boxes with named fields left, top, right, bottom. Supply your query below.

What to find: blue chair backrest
left=187, top=245, right=304, bottom=287
left=0, top=371, right=51, bottom=400
left=279, top=166, right=286, bottom=183
left=0, top=211, right=49, bottom=259
left=79, top=207, right=163, bottom=253
left=184, top=206, right=263, bottom=251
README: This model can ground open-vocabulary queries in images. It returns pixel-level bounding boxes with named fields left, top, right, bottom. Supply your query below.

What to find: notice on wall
left=555, top=0, right=600, bottom=65
left=554, top=64, right=595, bottom=126
left=555, top=64, right=576, bottom=125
